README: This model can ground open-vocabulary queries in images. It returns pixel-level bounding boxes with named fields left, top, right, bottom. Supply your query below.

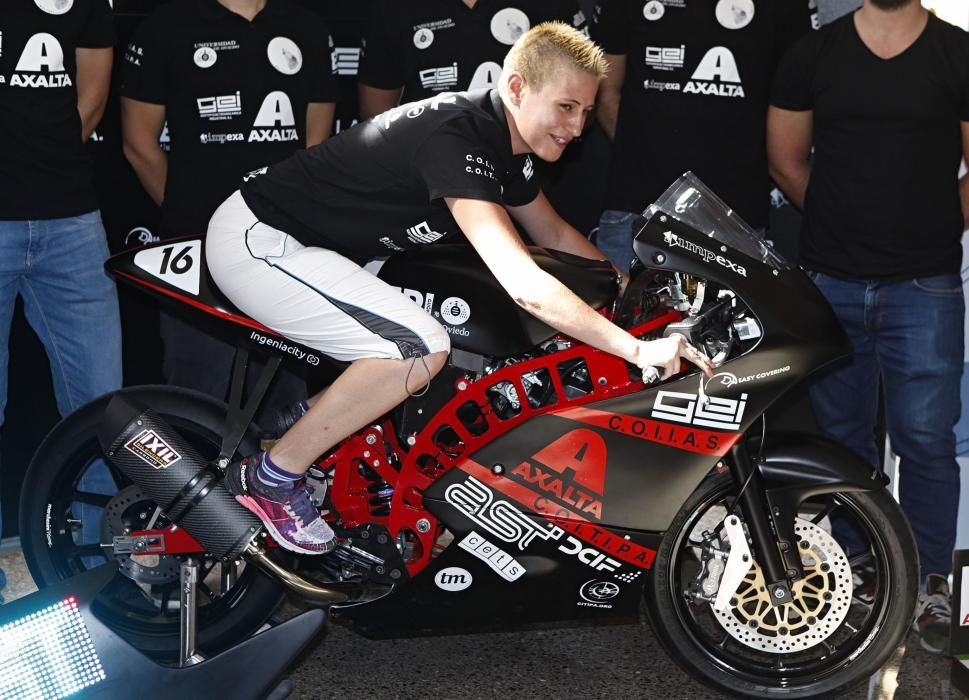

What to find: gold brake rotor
left=710, top=517, right=854, bottom=653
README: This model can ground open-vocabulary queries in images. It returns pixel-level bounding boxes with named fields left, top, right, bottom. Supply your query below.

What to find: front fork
left=728, top=440, right=804, bottom=606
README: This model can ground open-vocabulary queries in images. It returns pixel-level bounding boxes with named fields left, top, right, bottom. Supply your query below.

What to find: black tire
left=18, top=385, right=286, bottom=660
left=645, top=472, right=918, bottom=698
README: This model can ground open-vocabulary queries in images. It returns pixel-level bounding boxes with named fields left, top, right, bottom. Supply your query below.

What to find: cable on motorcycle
left=727, top=413, right=767, bottom=517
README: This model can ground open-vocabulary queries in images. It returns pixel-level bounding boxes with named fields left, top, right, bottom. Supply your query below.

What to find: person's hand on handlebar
left=635, top=333, right=713, bottom=383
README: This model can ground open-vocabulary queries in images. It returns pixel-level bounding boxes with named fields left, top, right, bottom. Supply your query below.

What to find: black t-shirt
left=593, top=0, right=815, bottom=229
left=358, top=0, right=587, bottom=102
left=0, top=0, right=114, bottom=220
left=121, top=0, right=339, bottom=237
left=772, top=12, right=969, bottom=279
left=241, top=89, right=540, bottom=260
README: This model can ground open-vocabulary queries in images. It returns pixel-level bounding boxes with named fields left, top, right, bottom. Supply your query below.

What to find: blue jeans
left=595, top=210, right=638, bottom=273
left=0, top=212, right=123, bottom=574
left=808, top=271, right=963, bottom=578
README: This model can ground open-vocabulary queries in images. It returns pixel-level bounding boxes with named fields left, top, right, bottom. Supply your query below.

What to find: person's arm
left=596, top=53, right=625, bottom=141
left=508, top=190, right=629, bottom=288
left=75, top=47, right=112, bottom=141
left=306, top=102, right=336, bottom=146
left=766, top=106, right=813, bottom=210
left=358, top=84, right=403, bottom=120
left=121, top=97, right=168, bottom=206
left=448, top=196, right=712, bottom=379
left=961, top=121, right=969, bottom=230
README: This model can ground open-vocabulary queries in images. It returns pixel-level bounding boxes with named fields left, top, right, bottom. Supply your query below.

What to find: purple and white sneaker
left=223, top=453, right=336, bottom=555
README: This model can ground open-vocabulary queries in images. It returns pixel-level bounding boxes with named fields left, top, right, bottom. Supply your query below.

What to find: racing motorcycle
left=19, top=174, right=917, bottom=698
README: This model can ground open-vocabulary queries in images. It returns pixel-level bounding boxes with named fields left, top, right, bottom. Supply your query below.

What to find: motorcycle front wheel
left=18, top=385, right=287, bottom=661
left=645, top=472, right=918, bottom=698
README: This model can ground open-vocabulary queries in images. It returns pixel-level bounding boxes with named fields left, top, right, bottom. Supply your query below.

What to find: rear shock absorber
left=358, top=462, right=394, bottom=516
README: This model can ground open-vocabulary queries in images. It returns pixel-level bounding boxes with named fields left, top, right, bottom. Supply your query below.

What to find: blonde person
left=206, top=22, right=713, bottom=554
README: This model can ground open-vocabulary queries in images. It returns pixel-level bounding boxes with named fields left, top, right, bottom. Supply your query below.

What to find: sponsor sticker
left=652, top=389, right=748, bottom=431
left=663, top=230, right=747, bottom=275
left=578, top=579, right=620, bottom=608
left=333, top=47, right=360, bottom=76
left=34, top=0, right=72, bottom=15
left=643, top=1, right=665, bottom=21
left=413, top=27, right=435, bottom=50
left=419, top=63, right=458, bottom=90
left=194, top=47, right=217, bottom=69
left=716, top=0, right=755, bottom=30
left=458, top=532, right=525, bottom=581
left=440, top=297, right=471, bottom=326
left=645, top=45, right=685, bottom=71
left=134, top=240, right=202, bottom=296
left=434, top=567, right=472, bottom=591
left=124, top=429, right=182, bottom=470
left=267, top=36, right=302, bottom=74
left=490, top=8, right=530, bottom=45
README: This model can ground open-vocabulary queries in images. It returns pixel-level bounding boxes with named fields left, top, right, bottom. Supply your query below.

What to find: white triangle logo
left=134, top=240, right=202, bottom=296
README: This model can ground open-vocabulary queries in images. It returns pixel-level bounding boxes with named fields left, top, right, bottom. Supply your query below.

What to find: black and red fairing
left=105, top=236, right=327, bottom=367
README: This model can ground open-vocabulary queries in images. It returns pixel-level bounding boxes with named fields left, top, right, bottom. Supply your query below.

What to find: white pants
left=206, top=191, right=450, bottom=362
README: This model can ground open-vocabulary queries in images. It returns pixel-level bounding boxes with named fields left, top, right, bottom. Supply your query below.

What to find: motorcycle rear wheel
left=645, top=472, right=918, bottom=698
left=18, top=385, right=287, bottom=661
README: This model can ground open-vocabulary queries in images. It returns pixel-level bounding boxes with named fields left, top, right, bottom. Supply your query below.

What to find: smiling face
left=504, top=65, right=599, bottom=162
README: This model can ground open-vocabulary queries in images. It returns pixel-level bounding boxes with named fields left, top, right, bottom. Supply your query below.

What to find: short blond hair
left=501, top=22, right=607, bottom=92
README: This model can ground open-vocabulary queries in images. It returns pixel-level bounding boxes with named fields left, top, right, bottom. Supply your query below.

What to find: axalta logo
left=507, top=429, right=607, bottom=520
left=10, top=33, right=71, bottom=88
left=663, top=230, right=747, bottom=276
left=684, top=47, right=745, bottom=98
left=468, top=61, right=501, bottom=90
left=124, top=429, right=182, bottom=470
left=249, top=91, right=298, bottom=143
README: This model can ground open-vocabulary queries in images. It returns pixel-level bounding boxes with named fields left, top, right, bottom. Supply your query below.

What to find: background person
left=120, top=0, right=339, bottom=425
left=0, top=0, right=123, bottom=595
left=592, top=0, right=817, bottom=271
left=768, top=0, right=969, bottom=654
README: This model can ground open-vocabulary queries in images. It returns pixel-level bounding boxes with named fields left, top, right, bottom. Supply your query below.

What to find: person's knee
left=424, top=348, right=450, bottom=376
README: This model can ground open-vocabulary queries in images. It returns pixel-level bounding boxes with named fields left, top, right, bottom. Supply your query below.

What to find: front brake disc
left=710, top=517, right=853, bottom=653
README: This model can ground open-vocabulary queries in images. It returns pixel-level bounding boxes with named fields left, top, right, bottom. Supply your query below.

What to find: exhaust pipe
left=98, top=394, right=350, bottom=603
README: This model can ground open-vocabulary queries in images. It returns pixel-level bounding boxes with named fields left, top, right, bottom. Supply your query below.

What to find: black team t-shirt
left=358, top=0, right=586, bottom=102
left=241, top=89, right=540, bottom=260
left=771, top=12, right=969, bottom=279
left=121, top=0, right=339, bottom=237
left=0, top=0, right=115, bottom=219
left=593, top=0, right=815, bottom=230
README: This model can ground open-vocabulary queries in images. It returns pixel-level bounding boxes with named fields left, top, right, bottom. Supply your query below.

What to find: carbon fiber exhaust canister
left=98, top=393, right=261, bottom=560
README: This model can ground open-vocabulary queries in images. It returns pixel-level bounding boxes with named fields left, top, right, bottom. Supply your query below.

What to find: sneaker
left=913, top=573, right=951, bottom=654
left=223, top=453, right=336, bottom=555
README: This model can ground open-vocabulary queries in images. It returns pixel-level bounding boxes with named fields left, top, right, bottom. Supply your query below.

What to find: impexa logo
left=434, top=567, right=472, bottom=591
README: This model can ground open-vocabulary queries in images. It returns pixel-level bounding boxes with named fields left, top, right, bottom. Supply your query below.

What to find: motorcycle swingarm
left=741, top=433, right=886, bottom=599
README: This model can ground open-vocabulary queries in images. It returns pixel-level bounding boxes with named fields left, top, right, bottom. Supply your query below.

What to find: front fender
left=756, top=432, right=887, bottom=496
left=751, top=433, right=887, bottom=581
